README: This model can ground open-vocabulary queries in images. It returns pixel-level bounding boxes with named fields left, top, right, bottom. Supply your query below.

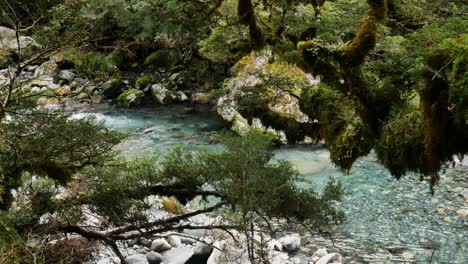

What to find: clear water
left=72, top=105, right=468, bottom=264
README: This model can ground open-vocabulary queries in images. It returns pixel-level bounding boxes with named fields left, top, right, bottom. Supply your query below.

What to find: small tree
left=2, top=131, right=344, bottom=264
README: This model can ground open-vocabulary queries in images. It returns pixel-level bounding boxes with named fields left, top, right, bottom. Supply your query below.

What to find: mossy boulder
left=106, top=50, right=125, bottom=69
left=144, top=50, right=177, bottom=68
left=217, top=50, right=318, bottom=142
left=150, top=84, right=169, bottom=104
left=135, top=74, right=154, bottom=90
left=102, top=78, right=122, bottom=98
left=192, top=93, right=211, bottom=104
left=117, top=88, right=144, bottom=107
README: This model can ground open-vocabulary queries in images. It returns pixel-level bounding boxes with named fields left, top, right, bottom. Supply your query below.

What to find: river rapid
left=72, top=104, right=468, bottom=264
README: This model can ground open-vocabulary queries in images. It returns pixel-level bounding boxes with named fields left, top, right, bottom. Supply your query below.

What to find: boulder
left=59, top=70, right=76, bottom=82
left=90, top=95, right=103, bottom=104
left=167, top=235, right=182, bottom=247
left=135, top=74, right=154, bottom=90
left=125, top=254, right=149, bottom=264
left=146, top=251, right=163, bottom=264
left=192, top=92, right=210, bottom=104
left=186, top=242, right=213, bottom=263
left=150, top=239, right=171, bottom=252
left=0, top=26, right=41, bottom=67
left=216, top=50, right=317, bottom=141
left=176, top=91, right=188, bottom=101
left=313, top=247, right=328, bottom=258
left=76, top=92, right=89, bottom=100
left=117, top=88, right=144, bottom=107
left=207, top=240, right=226, bottom=264
left=151, top=84, right=169, bottom=104
left=33, top=61, right=59, bottom=82
left=278, top=233, right=301, bottom=252
left=55, top=86, right=71, bottom=96
left=144, top=50, right=177, bottom=68
left=162, top=247, right=194, bottom=264
left=102, top=78, right=122, bottom=98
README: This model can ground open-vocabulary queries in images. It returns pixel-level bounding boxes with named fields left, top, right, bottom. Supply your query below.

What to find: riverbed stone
left=313, top=247, right=328, bottom=258
left=162, top=246, right=194, bottom=264
left=186, top=242, right=213, bottom=263
left=117, top=88, right=144, bottom=107
left=34, top=61, right=59, bottom=81
left=102, top=78, right=122, bottom=98
left=167, top=235, right=182, bottom=247
left=150, top=239, right=171, bottom=252
left=145, top=251, right=163, bottom=264
left=150, top=84, right=169, bottom=104
left=456, top=208, right=468, bottom=218
left=125, top=254, right=149, bottom=264
left=59, top=70, right=75, bottom=82
left=278, top=233, right=301, bottom=252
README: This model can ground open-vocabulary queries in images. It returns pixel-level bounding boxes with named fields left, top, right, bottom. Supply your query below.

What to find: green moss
left=144, top=50, right=177, bottom=68
left=342, top=18, right=378, bottom=67
left=374, top=108, right=425, bottom=177
left=367, top=0, right=387, bottom=21
left=135, top=74, right=154, bottom=89
left=117, top=89, right=144, bottom=107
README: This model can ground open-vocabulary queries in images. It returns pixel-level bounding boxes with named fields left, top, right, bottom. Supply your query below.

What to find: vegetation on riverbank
left=0, top=0, right=467, bottom=263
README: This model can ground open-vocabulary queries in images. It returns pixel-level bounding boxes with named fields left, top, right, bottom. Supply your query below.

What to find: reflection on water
left=73, top=105, right=468, bottom=263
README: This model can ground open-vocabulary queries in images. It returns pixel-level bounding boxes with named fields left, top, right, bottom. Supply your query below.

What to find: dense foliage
left=0, top=0, right=467, bottom=263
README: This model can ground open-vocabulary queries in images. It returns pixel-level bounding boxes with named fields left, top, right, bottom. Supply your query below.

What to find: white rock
left=278, top=233, right=301, bottom=252
left=31, top=86, right=41, bottom=93
left=59, top=70, right=76, bottom=81
left=150, top=239, right=171, bottom=252
left=47, top=83, right=60, bottom=90
left=162, top=246, right=194, bottom=264
left=316, top=253, right=342, bottom=264
left=167, top=235, right=182, bottom=247
left=313, top=247, right=328, bottom=258
left=456, top=209, right=468, bottom=218
left=111, top=257, right=121, bottom=264
left=268, top=240, right=283, bottom=251
left=207, top=240, right=226, bottom=264
left=125, top=254, right=149, bottom=264
left=402, top=251, right=415, bottom=260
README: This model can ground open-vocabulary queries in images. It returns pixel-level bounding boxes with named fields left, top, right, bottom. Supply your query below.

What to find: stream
left=72, top=104, right=468, bottom=264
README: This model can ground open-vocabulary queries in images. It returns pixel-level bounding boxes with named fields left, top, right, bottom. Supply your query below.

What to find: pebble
left=456, top=208, right=468, bottom=218
left=402, top=251, right=415, bottom=260
left=436, top=208, right=445, bottom=215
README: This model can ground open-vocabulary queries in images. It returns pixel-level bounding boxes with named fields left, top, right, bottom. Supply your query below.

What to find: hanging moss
left=342, top=18, right=378, bottom=67
left=300, top=84, right=373, bottom=171
left=329, top=117, right=373, bottom=172
left=374, top=108, right=425, bottom=178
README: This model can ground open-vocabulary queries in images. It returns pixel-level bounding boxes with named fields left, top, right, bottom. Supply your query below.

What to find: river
left=72, top=104, right=468, bottom=264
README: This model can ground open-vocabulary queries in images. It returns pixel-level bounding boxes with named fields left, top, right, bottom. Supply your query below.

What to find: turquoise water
left=73, top=105, right=467, bottom=264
